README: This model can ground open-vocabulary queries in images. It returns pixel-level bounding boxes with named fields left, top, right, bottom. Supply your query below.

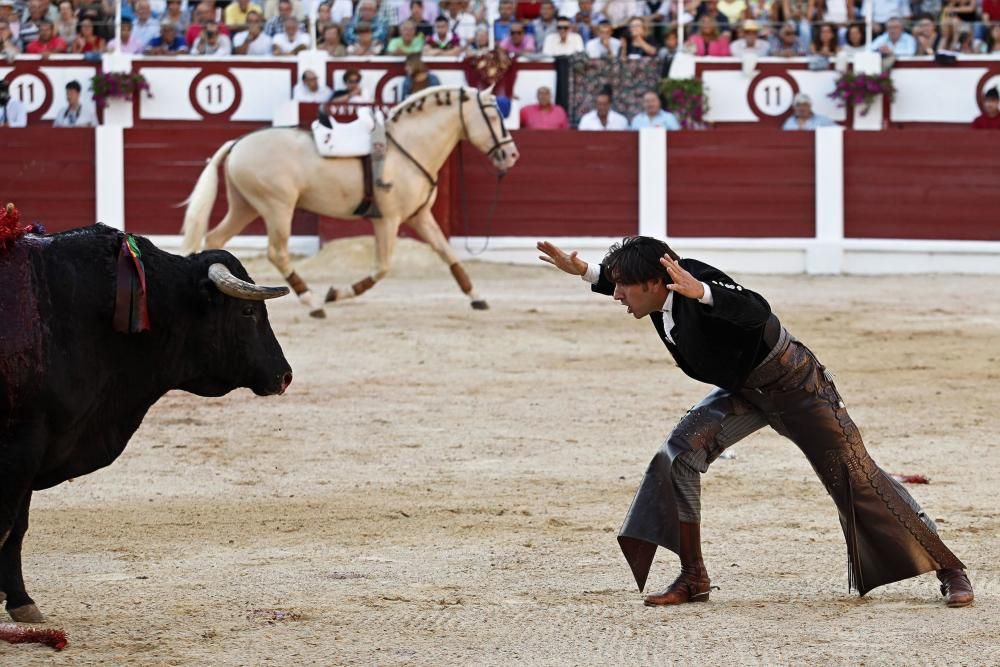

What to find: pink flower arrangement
left=659, top=78, right=709, bottom=129
left=829, top=71, right=895, bottom=116
left=88, top=71, right=152, bottom=110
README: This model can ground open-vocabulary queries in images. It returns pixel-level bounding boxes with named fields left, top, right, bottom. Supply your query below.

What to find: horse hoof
left=309, top=309, right=326, bottom=319
left=470, top=300, right=489, bottom=311
left=325, top=287, right=338, bottom=303
left=9, top=603, right=45, bottom=623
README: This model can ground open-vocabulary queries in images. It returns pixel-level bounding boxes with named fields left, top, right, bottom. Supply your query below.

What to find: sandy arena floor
left=3, top=238, right=999, bottom=665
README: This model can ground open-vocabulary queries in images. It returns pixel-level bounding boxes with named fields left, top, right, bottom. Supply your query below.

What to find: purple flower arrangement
left=828, top=71, right=895, bottom=116
left=659, top=78, right=709, bottom=129
left=88, top=72, right=152, bottom=110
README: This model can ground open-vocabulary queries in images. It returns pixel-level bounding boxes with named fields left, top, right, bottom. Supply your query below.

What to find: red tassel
left=0, top=202, right=32, bottom=250
left=891, top=473, right=930, bottom=484
left=0, top=623, right=69, bottom=651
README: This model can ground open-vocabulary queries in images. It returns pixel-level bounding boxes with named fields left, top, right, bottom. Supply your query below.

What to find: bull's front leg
left=1, top=491, right=44, bottom=623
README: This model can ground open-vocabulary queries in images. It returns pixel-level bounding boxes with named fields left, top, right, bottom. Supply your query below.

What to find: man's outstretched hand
left=660, top=255, right=705, bottom=300
left=537, top=241, right=588, bottom=276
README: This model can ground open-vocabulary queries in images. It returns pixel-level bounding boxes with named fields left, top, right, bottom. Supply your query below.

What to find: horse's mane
left=389, top=85, right=490, bottom=122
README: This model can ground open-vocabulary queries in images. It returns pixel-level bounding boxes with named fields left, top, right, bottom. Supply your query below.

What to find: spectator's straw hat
left=742, top=19, right=760, bottom=32
left=793, top=93, right=812, bottom=105
left=0, top=0, right=16, bottom=7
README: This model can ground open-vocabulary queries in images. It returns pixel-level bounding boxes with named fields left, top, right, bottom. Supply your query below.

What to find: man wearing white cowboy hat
left=730, top=19, right=769, bottom=58
left=781, top=92, right=836, bottom=130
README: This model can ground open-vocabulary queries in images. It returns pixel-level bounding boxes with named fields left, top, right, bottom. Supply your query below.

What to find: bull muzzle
left=208, top=263, right=289, bottom=301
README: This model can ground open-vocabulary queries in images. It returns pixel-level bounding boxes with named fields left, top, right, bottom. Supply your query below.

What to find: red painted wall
left=123, top=123, right=318, bottom=236
left=667, top=130, right=815, bottom=238
left=0, top=128, right=95, bottom=233
left=844, top=130, right=1000, bottom=240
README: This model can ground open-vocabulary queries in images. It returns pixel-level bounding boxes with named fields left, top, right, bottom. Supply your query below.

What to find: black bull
left=0, top=224, right=292, bottom=622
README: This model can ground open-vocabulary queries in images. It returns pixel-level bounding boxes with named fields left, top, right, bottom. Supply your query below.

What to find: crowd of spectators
left=2, top=0, right=1000, bottom=60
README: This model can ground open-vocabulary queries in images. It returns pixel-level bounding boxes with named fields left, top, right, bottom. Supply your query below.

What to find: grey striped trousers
left=672, top=389, right=938, bottom=532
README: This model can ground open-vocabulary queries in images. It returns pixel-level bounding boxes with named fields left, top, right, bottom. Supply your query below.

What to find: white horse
left=180, top=86, right=519, bottom=317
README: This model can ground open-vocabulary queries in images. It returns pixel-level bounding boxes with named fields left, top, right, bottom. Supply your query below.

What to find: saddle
left=312, top=107, right=382, bottom=219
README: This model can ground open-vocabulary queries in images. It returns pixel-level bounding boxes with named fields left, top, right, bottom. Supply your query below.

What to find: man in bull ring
left=537, top=236, right=974, bottom=608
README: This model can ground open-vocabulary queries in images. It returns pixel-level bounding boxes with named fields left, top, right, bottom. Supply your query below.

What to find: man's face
left=887, top=20, right=902, bottom=40
left=359, top=2, right=375, bottom=20
left=613, top=280, right=667, bottom=319
left=598, top=23, right=611, bottom=39
left=345, top=74, right=361, bottom=90
left=39, top=22, right=52, bottom=40
left=509, top=23, right=524, bottom=44
left=579, top=0, right=592, bottom=12
left=239, top=0, right=249, bottom=7
left=744, top=28, right=757, bottom=44
left=556, top=20, right=571, bottom=39
left=642, top=92, right=660, bottom=115
left=595, top=94, right=610, bottom=116
left=205, top=23, right=219, bottom=42
left=278, top=1, right=292, bottom=18
left=435, top=20, right=448, bottom=38
left=540, top=2, right=554, bottom=20
left=284, top=17, right=298, bottom=37
left=136, top=1, right=150, bottom=20
left=986, top=97, right=999, bottom=115
left=794, top=101, right=811, bottom=119
left=915, top=18, right=932, bottom=38
left=780, top=26, right=795, bottom=45
left=323, top=26, right=337, bottom=42
left=121, top=21, right=131, bottom=39
left=247, top=13, right=261, bottom=31
left=537, top=86, right=551, bottom=106
left=410, top=4, right=423, bottom=20
left=303, top=72, right=318, bottom=91
left=162, top=26, right=177, bottom=42
left=67, top=87, right=79, bottom=105
left=499, top=1, right=513, bottom=20
left=401, top=22, right=415, bottom=40
left=357, top=29, right=372, bottom=45
left=59, top=2, right=72, bottom=18
left=166, top=0, right=180, bottom=13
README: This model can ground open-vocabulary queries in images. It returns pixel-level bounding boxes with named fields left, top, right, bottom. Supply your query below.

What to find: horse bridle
left=458, top=88, right=516, bottom=164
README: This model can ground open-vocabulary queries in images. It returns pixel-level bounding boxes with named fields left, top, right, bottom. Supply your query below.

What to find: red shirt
left=26, top=36, right=67, bottom=54
left=972, top=113, right=1000, bottom=129
left=519, top=103, right=569, bottom=130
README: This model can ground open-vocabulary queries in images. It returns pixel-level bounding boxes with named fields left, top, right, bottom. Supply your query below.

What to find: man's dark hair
left=602, top=236, right=679, bottom=285
left=410, top=0, right=423, bottom=7
left=434, top=15, right=448, bottom=23
left=985, top=87, right=999, bottom=101
left=66, top=80, right=82, bottom=92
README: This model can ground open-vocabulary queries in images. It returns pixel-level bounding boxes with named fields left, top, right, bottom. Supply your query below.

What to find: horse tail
left=179, top=139, right=236, bottom=255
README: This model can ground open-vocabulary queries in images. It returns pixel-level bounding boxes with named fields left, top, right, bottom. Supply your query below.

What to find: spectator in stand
left=694, top=0, right=731, bottom=34
left=345, top=0, right=388, bottom=45
left=262, top=0, right=304, bottom=22
left=0, top=0, right=21, bottom=43
left=72, top=16, right=105, bottom=52
left=543, top=15, right=584, bottom=53
left=328, top=0, right=354, bottom=25
left=869, top=16, right=915, bottom=54
left=106, top=17, right=145, bottom=52
left=910, top=0, right=942, bottom=20
left=233, top=10, right=272, bottom=53
left=955, top=23, right=983, bottom=52
left=440, top=0, right=477, bottom=45
left=532, top=0, right=559, bottom=50
left=782, top=92, right=835, bottom=129
left=810, top=21, right=837, bottom=56
left=26, top=18, right=67, bottom=53
left=520, top=85, right=569, bottom=128
left=424, top=14, right=461, bottom=53
left=769, top=20, right=805, bottom=56
left=53, top=80, right=97, bottom=127
left=912, top=13, right=940, bottom=54
left=188, top=2, right=229, bottom=46
left=467, top=24, right=491, bottom=52
left=716, top=0, right=748, bottom=26
left=401, top=53, right=440, bottom=98
left=162, top=0, right=189, bottom=34
left=0, top=17, right=20, bottom=59
left=860, top=0, right=910, bottom=26
left=579, top=90, right=628, bottom=130
left=574, top=0, right=596, bottom=41
left=320, top=23, right=346, bottom=55
left=622, top=15, right=658, bottom=57
left=600, top=0, right=646, bottom=33
left=54, top=1, right=76, bottom=42
left=972, top=87, right=1000, bottom=128
left=986, top=23, right=1000, bottom=53
left=839, top=22, right=866, bottom=54
left=17, top=0, right=49, bottom=45
left=76, top=3, right=112, bottom=42
left=0, top=79, right=26, bottom=127
left=630, top=90, right=681, bottom=129
left=690, top=15, right=731, bottom=54
left=941, top=0, right=979, bottom=28
left=225, top=0, right=263, bottom=34
left=387, top=18, right=426, bottom=53
left=330, top=68, right=370, bottom=103
left=730, top=18, right=768, bottom=56
left=311, top=2, right=332, bottom=44
left=586, top=19, right=621, bottom=56
left=132, top=0, right=161, bottom=48
left=347, top=20, right=382, bottom=53
left=293, top=69, right=331, bottom=102
left=500, top=20, right=536, bottom=53
left=191, top=19, right=233, bottom=54
left=145, top=21, right=186, bottom=53
left=265, top=0, right=295, bottom=37
left=493, top=0, right=518, bottom=41
left=272, top=14, right=308, bottom=53
left=821, top=0, right=855, bottom=23
left=406, top=1, right=434, bottom=37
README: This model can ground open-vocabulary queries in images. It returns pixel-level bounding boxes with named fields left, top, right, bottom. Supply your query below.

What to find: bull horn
left=208, top=263, right=289, bottom=301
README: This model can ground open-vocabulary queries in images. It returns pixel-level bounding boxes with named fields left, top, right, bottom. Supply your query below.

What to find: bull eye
left=241, top=304, right=256, bottom=317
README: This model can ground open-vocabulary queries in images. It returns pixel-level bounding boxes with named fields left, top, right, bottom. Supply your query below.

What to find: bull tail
left=179, top=139, right=236, bottom=255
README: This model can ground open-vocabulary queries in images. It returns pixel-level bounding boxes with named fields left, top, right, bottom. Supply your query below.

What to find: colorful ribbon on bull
left=113, top=233, right=151, bottom=333
left=0, top=202, right=32, bottom=250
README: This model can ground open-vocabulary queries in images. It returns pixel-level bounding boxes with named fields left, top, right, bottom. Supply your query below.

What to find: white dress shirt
left=582, top=262, right=714, bottom=344
left=577, top=109, right=629, bottom=130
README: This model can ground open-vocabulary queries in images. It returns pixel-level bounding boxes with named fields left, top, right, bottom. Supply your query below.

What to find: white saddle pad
left=311, top=110, right=375, bottom=158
